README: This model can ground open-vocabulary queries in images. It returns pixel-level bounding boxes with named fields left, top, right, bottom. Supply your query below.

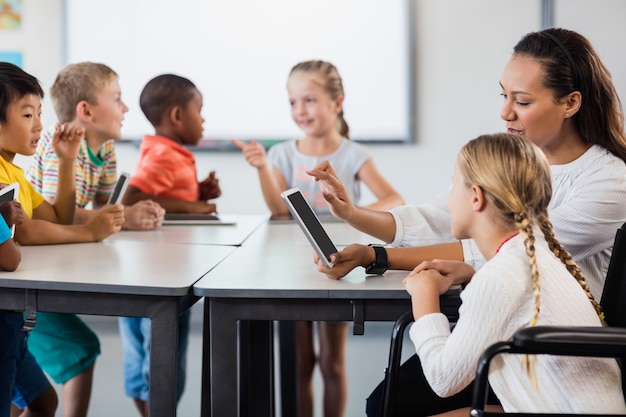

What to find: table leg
left=240, top=320, right=274, bottom=417
left=278, top=321, right=297, bottom=417
left=148, top=300, right=179, bottom=417
left=207, top=299, right=239, bottom=417
left=201, top=300, right=212, bottom=415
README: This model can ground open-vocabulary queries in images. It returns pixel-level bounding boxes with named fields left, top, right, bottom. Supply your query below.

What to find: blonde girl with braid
left=403, top=133, right=625, bottom=416
left=233, top=60, right=404, bottom=417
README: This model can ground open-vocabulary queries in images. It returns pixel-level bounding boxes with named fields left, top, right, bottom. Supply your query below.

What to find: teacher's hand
left=307, top=161, right=355, bottom=221
left=315, top=243, right=370, bottom=280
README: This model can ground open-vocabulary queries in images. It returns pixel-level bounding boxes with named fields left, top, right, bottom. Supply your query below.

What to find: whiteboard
left=65, top=0, right=411, bottom=142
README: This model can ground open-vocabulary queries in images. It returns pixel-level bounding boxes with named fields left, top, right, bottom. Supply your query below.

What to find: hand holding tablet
left=280, top=187, right=338, bottom=268
left=0, top=183, right=21, bottom=237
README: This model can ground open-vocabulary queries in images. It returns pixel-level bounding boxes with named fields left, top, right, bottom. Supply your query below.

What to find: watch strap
left=365, top=244, right=390, bottom=275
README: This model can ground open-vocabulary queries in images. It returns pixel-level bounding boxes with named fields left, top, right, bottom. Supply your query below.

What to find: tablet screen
left=108, top=172, right=130, bottom=205
left=0, top=183, right=19, bottom=237
left=0, top=182, right=18, bottom=204
left=281, top=188, right=337, bottom=266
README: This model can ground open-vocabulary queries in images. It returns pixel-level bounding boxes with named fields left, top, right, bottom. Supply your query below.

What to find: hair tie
left=541, top=31, right=581, bottom=91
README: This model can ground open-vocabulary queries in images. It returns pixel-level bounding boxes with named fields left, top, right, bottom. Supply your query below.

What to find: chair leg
left=470, top=341, right=513, bottom=414
left=381, top=311, right=415, bottom=417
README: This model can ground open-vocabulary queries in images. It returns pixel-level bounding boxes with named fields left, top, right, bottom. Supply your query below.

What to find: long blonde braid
left=514, top=211, right=541, bottom=388
left=515, top=212, right=541, bottom=327
left=536, top=212, right=605, bottom=321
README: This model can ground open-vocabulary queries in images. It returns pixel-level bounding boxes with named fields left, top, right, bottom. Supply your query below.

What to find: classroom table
left=0, top=239, right=236, bottom=417
left=249, top=216, right=385, bottom=247
left=107, top=214, right=268, bottom=246
left=194, top=220, right=462, bottom=417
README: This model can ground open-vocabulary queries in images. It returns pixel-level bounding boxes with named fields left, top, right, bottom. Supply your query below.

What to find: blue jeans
left=118, top=309, right=191, bottom=403
left=0, top=311, right=50, bottom=417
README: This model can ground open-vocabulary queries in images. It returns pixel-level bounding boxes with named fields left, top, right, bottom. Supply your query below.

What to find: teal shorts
left=27, top=312, right=100, bottom=384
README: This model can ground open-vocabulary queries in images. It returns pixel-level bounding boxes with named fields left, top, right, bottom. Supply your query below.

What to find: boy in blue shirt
left=0, top=200, right=57, bottom=417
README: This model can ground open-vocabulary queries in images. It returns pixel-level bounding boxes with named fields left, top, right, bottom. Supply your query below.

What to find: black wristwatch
left=365, top=244, right=390, bottom=275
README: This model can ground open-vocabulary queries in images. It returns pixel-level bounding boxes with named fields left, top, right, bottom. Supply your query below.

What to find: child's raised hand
left=307, top=161, right=354, bottom=221
left=86, top=204, right=125, bottom=241
left=123, top=200, right=165, bottom=230
left=0, top=200, right=24, bottom=227
left=198, top=171, right=221, bottom=201
left=231, top=139, right=267, bottom=169
left=51, top=123, right=85, bottom=162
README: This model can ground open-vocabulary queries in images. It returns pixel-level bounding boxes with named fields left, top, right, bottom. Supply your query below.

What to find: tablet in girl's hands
left=280, top=187, right=338, bottom=268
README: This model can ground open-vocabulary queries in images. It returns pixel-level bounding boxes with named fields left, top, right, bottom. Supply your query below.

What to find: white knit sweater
left=409, top=234, right=626, bottom=413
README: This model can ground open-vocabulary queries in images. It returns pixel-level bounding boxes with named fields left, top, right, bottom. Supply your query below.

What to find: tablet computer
left=0, top=182, right=20, bottom=237
left=280, top=187, right=338, bottom=268
left=107, top=172, right=130, bottom=205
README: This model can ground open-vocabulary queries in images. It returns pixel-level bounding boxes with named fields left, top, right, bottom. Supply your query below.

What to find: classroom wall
left=6, top=0, right=626, bottom=215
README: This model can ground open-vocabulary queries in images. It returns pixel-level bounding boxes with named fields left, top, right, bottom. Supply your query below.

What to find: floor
left=51, top=301, right=415, bottom=417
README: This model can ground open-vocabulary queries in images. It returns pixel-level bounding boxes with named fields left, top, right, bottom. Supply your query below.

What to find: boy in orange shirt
left=122, top=74, right=220, bottom=213
left=120, top=74, right=220, bottom=416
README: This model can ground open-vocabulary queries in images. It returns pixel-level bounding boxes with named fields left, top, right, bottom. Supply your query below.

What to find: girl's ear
left=470, top=184, right=487, bottom=212
left=564, top=91, right=582, bottom=118
left=334, top=95, right=344, bottom=114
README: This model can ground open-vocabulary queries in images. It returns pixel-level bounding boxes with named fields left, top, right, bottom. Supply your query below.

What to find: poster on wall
left=0, top=51, right=22, bottom=66
left=0, top=0, right=21, bottom=30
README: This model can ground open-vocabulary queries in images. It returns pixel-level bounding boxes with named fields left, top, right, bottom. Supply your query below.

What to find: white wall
left=9, top=0, right=626, bottom=215
left=0, top=0, right=63, bottom=127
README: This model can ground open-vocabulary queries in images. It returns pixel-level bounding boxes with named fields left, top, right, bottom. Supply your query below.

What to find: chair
left=381, top=222, right=626, bottom=417
left=471, top=221, right=626, bottom=416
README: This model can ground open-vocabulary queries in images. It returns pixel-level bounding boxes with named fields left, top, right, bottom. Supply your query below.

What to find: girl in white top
left=232, top=60, right=404, bottom=417
left=405, top=132, right=625, bottom=415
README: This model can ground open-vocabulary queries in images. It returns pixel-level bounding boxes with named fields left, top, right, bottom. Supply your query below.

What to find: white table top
left=194, top=221, right=407, bottom=299
left=247, top=218, right=385, bottom=247
left=0, top=240, right=236, bottom=295
left=107, top=214, right=268, bottom=246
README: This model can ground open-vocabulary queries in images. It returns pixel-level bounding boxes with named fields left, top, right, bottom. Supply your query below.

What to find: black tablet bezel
left=280, top=187, right=337, bottom=268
